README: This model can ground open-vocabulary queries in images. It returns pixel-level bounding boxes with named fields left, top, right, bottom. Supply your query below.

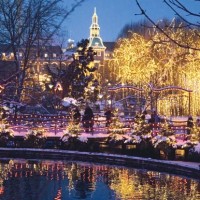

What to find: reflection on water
left=0, top=159, right=199, bottom=200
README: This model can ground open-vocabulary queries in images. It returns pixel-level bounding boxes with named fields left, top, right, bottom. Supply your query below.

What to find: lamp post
left=98, top=93, right=103, bottom=111
left=54, top=82, right=63, bottom=135
left=107, top=100, right=112, bottom=109
left=104, top=81, right=111, bottom=109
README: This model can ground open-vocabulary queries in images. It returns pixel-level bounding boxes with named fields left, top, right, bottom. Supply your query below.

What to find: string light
left=108, top=24, right=200, bottom=116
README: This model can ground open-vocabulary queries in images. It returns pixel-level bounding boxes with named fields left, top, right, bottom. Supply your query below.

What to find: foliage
left=136, top=0, right=200, bottom=50
left=172, top=140, right=195, bottom=150
left=107, top=110, right=126, bottom=143
left=47, top=39, right=99, bottom=99
left=62, top=121, right=88, bottom=149
left=159, top=120, right=175, bottom=137
left=190, top=124, right=200, bottom=142
left=150, top=120, right=182, bottom=155
left=151, top=134, right=176, bottom=159
left=123, top=114, right=152, bottom=146
left=131, top=115, right=152, bottom=136
left=117, top=19, right=155, bottom=39
left=41, top=92, right=62, bottom=113
left=133, top=117, right=175, bottom=154
left=64, top=121, right=81, bottom=138
left=171, top=124, right=200, bottom=150
left=0, top=0, right=64, bottom=101
left=109, top=21, right=200, bottom=115
left=24, top=128, right=46, bottom=148
left=187, top=143, right=200, bottom=161
left=0, top=124, right=14, bottom=147
left=152, top=135, right=175, bottom=149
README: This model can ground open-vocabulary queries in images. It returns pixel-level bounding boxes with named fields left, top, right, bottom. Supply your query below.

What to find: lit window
left=19, top=52, right=23, bottom=57
left=44, top=53, right=48, bottom=58
left=53, top=53, right=56, bottom=58
left=1, top=53, right=6, bottom=60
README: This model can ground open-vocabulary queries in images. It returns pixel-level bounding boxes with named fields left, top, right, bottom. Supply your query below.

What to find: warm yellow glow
left=109, top=168, right=142, bottom=199
left=108, top=22, right=200, bottom=116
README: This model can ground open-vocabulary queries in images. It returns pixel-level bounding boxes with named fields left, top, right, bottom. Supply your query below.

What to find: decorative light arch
left=108, top=85, right=192, bottom=116
left=152, top=86, right=192, bottom=116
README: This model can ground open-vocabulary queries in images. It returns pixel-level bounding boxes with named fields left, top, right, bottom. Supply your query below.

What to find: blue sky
left=63, top=0, right=199, bottom=43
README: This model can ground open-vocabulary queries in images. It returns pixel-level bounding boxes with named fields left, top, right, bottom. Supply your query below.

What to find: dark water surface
left=0, top=159, right=199, bottom=200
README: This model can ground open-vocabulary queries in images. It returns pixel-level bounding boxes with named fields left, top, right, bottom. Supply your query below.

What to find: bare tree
left=135, top=0, right=200, bottom=50
left=0, top=0, right=85, bottom=103
left=117, top=19, right=153, bottom=39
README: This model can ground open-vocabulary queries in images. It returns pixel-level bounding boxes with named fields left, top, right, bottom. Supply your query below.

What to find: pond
left=0, top=159, right=199, bottom=200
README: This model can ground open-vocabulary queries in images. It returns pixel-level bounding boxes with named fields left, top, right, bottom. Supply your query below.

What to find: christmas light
left=108, top=23, right=200, bottom=116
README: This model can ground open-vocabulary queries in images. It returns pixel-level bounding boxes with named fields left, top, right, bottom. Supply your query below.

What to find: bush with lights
left=128, top=115, right=176, bottom=157
left=186, top=124, right=200, bottom=161
left=0, top=123, right=14, bottom=147
left=127, top=114, right=152, bottom=141
left=0, top=107, right=14, bottom=147
left=151, top=119, right=177, bottom=158
left=106, top=109, right=127, bottom=145
left=123, top=114, right=155, bottom=156
left=61, top=120, right=88, bottom=150
left=169, top=122, right=200, bottom=154
left=24, top=128, right=46, bottom=148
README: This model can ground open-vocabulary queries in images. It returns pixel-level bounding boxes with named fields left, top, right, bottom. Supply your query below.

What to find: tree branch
left=135, top=0, right=200, bottom=51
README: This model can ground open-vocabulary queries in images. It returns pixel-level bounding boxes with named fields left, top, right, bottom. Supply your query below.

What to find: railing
left=7, top=114, right=70, bottom=126
left=4, top=114, right=191, bottom=139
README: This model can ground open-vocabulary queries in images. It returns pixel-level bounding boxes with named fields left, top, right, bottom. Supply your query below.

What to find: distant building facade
left=0, top=44, right=66, bottom=84
left=0, top=8, right=115, bottom=85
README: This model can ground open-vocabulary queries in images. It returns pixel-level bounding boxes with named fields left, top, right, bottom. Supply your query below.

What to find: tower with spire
left=89, top=8, right=106, bottom=64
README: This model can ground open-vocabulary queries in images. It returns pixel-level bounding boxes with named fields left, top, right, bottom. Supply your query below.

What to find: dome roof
left=89, top=37, right=105, bottom=48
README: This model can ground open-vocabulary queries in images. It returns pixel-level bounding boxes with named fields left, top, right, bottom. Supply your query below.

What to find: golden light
left=54, top=82, right=63, bottom=91
left=49, top=84, right=54, bottom=89
left=108, top=21, right=200, bottom=116
left=98, top=93, right=103, bottom=99
left=0, top=85, right=4, bottom=93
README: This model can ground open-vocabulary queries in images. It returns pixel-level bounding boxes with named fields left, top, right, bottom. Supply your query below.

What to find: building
left=0, top=8, right=115, bottom=86
left=88, top=8, right=115, bottom=62
left=88, top=8, right=115, bottom=84
left=88, top=7, right=106, bottom=66
left=0, top=44, right=65, bottom=85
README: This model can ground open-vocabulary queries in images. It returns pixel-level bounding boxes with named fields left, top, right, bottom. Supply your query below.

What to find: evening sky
left=63, top=0, right=199, bottom=43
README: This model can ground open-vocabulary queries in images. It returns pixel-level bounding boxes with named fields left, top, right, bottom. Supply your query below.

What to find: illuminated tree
left=109, top=20, right=200, bottom=115
left=135, top=0, right=200, bottom=50
left=109, top=33, right=154, bottom=86
left=47, top=39, right=98, bottom=99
